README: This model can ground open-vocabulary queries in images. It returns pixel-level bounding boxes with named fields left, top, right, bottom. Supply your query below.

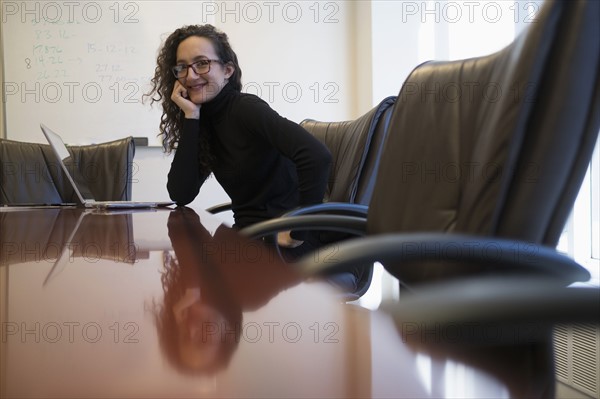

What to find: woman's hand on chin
left=172, top=80, right=201, bottom=119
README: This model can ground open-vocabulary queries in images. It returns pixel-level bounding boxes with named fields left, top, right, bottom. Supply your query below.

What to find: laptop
left=41, top=123, right=175, bottom=209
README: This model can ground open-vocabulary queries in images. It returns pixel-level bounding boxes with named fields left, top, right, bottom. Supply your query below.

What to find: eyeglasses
left=171, top=59, right=222, bottom=79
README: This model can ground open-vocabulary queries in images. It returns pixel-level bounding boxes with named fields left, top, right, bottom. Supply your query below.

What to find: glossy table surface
left=0, top=206, right=554, bottom=398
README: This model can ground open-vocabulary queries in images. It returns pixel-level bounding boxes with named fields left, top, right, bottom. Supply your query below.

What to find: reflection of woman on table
left=154, top=207, right=301, bottom=375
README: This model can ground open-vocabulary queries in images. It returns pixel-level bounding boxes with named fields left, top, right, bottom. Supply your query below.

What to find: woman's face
left=173, top=288, right=227, bottom=370
left=175, top=36, right=234, bottom=104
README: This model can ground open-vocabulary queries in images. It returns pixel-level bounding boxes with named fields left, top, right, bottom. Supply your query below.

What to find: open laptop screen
left=40, top=123, right=97, bottom=204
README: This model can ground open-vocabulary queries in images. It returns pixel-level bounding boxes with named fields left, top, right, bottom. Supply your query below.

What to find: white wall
left=4, top=0, right=495, bottom=210
left=0, top=1, right=364, bottom=213
left=0, top=18, right=4, bottom=139
left=1, top=1, right=358, bottom=143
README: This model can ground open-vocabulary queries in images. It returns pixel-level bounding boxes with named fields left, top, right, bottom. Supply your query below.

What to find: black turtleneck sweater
left=167, top=83, right=332, bottom=228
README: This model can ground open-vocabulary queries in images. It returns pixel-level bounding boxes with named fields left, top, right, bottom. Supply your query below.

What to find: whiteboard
left=1, top=1, right=352, bottom=146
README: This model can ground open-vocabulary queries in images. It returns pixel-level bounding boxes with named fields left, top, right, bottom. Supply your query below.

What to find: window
left=591, top=140, right=600, bottom=261
left=560, top=137, right=600, bottom=285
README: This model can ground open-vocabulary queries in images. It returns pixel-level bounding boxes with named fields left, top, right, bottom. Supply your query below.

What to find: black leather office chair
left=280, top=96, right=397, bottom=299
left=380, top=273, right=599, bottom=398
left=0, top=137, right=135, bottom=204
left=299, top=95, right=397, bottom=210
left=242, top=0, right=599, bottom=294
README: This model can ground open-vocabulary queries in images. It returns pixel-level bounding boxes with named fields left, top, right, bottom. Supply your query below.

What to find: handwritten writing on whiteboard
left=2, top=1, right=349, bottom=145
left=2, top=1, right=167, bottom=144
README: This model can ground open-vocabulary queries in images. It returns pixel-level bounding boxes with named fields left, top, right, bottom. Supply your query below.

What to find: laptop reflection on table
left=42, top=211, right=86, bottom=286
left=42, top=210, right=140, bottom=286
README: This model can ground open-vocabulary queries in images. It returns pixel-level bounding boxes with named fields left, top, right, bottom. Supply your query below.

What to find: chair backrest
left=0, top=139, right=64, bottom=204
left=59, top=138, right=135, bottom=202
left=0, top=137, right=135, bottom=204
left=354, top=101, right=397, bottom=205
left=301, top=96, right=396, bottom=205
left=300, top=97, right=396, bottom=300
left=368, top=0, right=600, bottom=282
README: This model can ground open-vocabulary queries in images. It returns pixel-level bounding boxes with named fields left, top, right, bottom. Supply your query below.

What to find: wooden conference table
left=0, top=206, right=555, bottom=398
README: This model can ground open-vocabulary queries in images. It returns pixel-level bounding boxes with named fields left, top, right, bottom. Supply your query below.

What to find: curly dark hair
left=144, top=25, right=243, bottom=175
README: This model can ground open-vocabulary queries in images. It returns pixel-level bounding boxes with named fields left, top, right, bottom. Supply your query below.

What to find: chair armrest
left=240, top=211, right=368, bottom=270
left=207, top=202, right=367, bottom=217
left=295, top=232, right=591, bottom=284
left=380, top=275, right=600, bottom=344
left=206, top=202, right=232, bottom=214
left=282, top=202, right=368, bottom=218
left=239, top=214, right=367, bottom=239
left=383, top=276, right=600, bottom=326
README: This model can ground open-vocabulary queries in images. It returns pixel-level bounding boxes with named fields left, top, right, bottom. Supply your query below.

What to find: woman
left=153, top=208, right=302, bottom=375
left=146, top=24, right=332, bottom=250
